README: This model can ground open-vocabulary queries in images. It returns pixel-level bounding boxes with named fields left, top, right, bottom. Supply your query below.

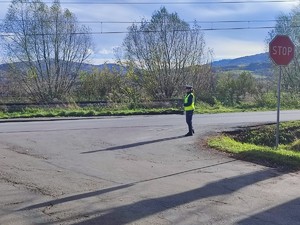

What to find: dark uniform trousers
left=185, top=110, right=194, bottom=134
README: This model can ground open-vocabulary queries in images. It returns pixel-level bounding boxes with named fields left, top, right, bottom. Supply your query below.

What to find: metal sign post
left=275, top=66, right=282, bottom=148
left=269, top=35, right=295, bottom=148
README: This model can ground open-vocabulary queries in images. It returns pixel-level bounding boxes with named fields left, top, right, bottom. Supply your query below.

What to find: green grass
left=194, top=101, right=278, bottom=114
left=0, top=101, right=260, bottom=119
left=0, top=102, right=298, bottom=119
left=195, top=102, right=240, bottom=114
left=232, top=121, right=300, bottom=147
left=0, top=107, right=183, bottom=119
left=0, top=99, right=295, bottom=119
left=208, top=135, right=300, bottom=170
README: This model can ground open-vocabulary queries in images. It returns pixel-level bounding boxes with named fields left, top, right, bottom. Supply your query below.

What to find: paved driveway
left=1, top=111, right=300, bottom=225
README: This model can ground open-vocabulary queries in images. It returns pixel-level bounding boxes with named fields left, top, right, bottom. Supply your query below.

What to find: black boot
left=185, top=132, right=193, bottom=137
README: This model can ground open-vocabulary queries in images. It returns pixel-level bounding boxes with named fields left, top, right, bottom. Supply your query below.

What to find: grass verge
left=0, top=100, right=293, bottom=119
left=208, top=135, right=300, bottom=171
left=0, top=107, right=183, bottom=119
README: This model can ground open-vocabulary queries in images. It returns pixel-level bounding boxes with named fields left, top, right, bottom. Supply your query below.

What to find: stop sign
left=269, top=35, right=295, bottom=66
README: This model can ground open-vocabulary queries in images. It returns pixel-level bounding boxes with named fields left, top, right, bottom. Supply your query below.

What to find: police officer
left=183, top=85, right=195, bottom=136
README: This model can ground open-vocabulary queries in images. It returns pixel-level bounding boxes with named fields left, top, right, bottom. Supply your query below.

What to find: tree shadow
left=81, top=135, right=186, bottom=154
left=19, top=184, right=134, bottom=211
left=69, top=168, right=280, bottom=225
left=237, top=197, right=300, bottom=225
left=19, top=160, right=236, bottom=212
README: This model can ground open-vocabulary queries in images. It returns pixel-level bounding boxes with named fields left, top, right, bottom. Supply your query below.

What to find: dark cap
left=185, top=85, right=193, bottom=89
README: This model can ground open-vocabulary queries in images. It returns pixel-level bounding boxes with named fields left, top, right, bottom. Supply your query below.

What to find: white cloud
left=89, top=57, right=117, bottom=65
left=208, top=36, right=267, bottom=60
left=0, top=0, right=298, bottom=64
left=67, top=3, right=150, bottom=23
left=97, top=48, right=114, bottom=55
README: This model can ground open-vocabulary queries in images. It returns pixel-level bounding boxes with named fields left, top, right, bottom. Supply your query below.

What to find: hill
left=212, top=52, right=272, bottom=77
left=0, top=53, right=272, bottom=77
left=0, top=62, right=127, bottom=75
left=80, top=63, right=126, bottom=73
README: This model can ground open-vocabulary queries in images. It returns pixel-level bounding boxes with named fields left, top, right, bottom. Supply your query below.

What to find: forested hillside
left=212, top=53, right=272, bottom=77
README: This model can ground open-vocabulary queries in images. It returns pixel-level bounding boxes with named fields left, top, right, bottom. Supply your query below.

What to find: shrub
left=291, top=139, right=300, bottom=152
left=231, top=123, right=300, bottom=147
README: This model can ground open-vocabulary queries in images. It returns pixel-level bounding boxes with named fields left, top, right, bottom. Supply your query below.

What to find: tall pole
left=276, top=66, right=282, bottom=148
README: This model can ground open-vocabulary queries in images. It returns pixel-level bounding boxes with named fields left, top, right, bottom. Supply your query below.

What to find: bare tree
left=123, top=7, right=213, bottom=100
left=0, top=0, right=92, bottom=102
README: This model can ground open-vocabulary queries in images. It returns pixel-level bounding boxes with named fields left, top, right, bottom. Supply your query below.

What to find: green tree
left=216, top=73, right=236, bottom=106
left=0, top=0, right=92, bottom=102
left=120, top=66, right=144, bottom=108
left=267, top=5, right=300, bottom=94
left=252, top=78, right=275, bottom=108
left=122, top=7, right=213, bottom=100
left=77, top=67, right=122, bottom=102
left=235, top=71, right=256, bottom=102
left=216, top=72, right=256, bottom=106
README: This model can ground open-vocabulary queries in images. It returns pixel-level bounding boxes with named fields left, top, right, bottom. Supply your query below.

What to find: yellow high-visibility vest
left=184, top=93, right=195, bottom=111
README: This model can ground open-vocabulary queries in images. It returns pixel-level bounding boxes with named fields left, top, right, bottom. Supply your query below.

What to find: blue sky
left=0, top=0, right=298, bottom=64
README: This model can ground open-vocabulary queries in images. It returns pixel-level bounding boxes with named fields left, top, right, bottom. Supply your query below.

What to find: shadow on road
left=237, top=197, right=300, bottom=225
left=19, top=160, right=236, bottom=212
left=80, top=135, right=186, bottom=154
left=74, top=168, right=280, bottom=225
left=69, top=168, right=279, bottom=225
left=23, top=167, right=281, bottom=225
left=20, top=184, right=134, bottom=211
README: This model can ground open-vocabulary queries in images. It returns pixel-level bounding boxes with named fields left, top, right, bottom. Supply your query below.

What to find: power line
left=0, top=1, right=291, bottom=33
left=0, top=0, right=297, bottom=4
left=0, top=1, right=291, bottom=26
left=75, top=19, right=279, bottom=24
left=0, top=18, right=278, bottom=23
left=0, top=24, right=284, bottom=37
left=44, top=0, right=300, bottom=4
left=93, top=25, right=280, bottom=33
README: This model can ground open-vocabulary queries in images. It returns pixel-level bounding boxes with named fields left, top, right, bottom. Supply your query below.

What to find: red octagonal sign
left=269, top=35, right=295, bottom=66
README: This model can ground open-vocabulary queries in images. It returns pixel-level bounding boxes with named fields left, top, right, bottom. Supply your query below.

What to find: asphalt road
left=1, top=111, right=300, bottom=225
